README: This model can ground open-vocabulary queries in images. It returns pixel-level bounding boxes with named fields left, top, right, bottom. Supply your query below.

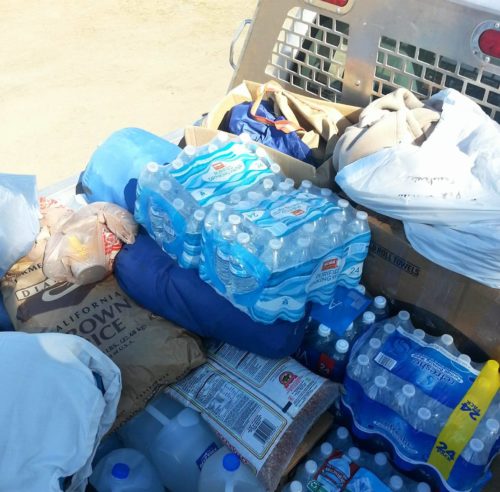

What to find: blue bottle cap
left=222, top=453, right=241, bottom=472
left=111, top=463, right=130, bottom=480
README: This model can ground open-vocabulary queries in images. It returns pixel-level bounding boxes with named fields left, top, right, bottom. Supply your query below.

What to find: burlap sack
left=1, top=244, right=206, bottom=429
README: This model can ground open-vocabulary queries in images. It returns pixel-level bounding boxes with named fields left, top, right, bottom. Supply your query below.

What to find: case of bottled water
left=135, top=133, right=371, bottom=323
left=342, top=315, right=500, bottom=492
left=135, top=133, right=276, bottom=266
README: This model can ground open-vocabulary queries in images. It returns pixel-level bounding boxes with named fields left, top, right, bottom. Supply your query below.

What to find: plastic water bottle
left=367, top=375, right=388, bottom=404
left=294, top=459, right=318, bottom=485
left=461, top=438, right=488, bottom=466
left=329, top=426, right=352, bottom=452
left=180, top=209, right=206, bottom=268
left=337, top=198, right=354, bottom=223
left=310, top=441, right=333, bottom=465
left=355, top=311, right=376, bottom=339
left=204, top=201, right=227, bottom=234
left=380, top=322, right=396, bottom=343
left=148, top=406, right=222, bottom=492
left=372, top=296, right=389, bottom=320
left=388, top=475, right=405, bottom=491
left=229, top=233, right=259, bottom=295
left=261, top=178, right=274, bottom=196
left=413, top=328, right=426, bottom=341
left=197, top=447, right=265, bottom=492
left=395, top=310, right=416, bottom=332
left=348, top=354, right=371, bottom=384
left=343, top=322, right=356, bottom=343
left=332, top=339, right=350, bottom=381
left=282, top=481, right=304, bottom=492
left=436, top=334, right=459, bottom=356
left=320, top=188, right=334, bottom=201
left=270, top=163, right=283, bottom=185
left=366, top=337, right=382, bottom=360
left=475, top=418, right=499, bottom=454
left=347, top=446, right=361, bottom=463
left=370, top=452, right=391, bottom=480
left=263, top=238, right=285, bottom=272
left=414, top=406, right=442, bottom=436
left=299, top=180, right=313, bottom=195
left=215, top=214, right=242, bottom=288
left=393, top=383, right=416, bottom=420
left=355, top=284, right=367, bottom=295
left=90, top=448, right=164, bottom=492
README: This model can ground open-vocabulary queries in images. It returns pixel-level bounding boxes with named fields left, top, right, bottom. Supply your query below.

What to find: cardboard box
left=202, top=80, right=361, bottom=188
left=363, top=212, right=500, bottom=361
left=185, top=125, right=500, bottom=361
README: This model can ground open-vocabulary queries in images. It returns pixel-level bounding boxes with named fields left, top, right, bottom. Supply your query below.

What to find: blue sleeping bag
left=79, top=128, right=181, bottom=213
left=222, top=100, right=317, bottom=166
left=114, top=233, right=306, bottom=358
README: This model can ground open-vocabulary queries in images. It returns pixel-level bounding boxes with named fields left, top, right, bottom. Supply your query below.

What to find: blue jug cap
left=111, top=463, right=130, bottom=479
left=223, top=453, right=241, bottom=472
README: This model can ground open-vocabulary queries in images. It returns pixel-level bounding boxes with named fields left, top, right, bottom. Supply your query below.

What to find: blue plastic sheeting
left=114, top=233, right=306, bottom=358
left=79, top=128, right=181, bottom=213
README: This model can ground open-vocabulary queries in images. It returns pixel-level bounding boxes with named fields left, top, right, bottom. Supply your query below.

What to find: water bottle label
left=307, top=252, right=342, bottom=296
left=195, top=441, right=219, bottom=470
left=215, top=248, right=231, bottom=285
left=373, top=327, right=477, bottom=408
left=169, top=142, right=273, bottom=207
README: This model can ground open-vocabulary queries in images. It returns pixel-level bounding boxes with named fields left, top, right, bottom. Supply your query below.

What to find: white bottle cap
left=336, top=426, right=350, bottom=440
left=239, top=133, right=252, bottom=144
left=440, top=334, right=454, bottom=347
left=416, top=483, right=431, bottom=492
left=159, top=180, right=172, bottom=191
left=228, top=214, right=242, bottom=226
left=177, top=408, right=199, bottom=427
left=357, top=354, right=369, bottom=367
left=397, top=310, right=410, bottom=322
left=318, top=324, right=331, bottom=338
left=173, top=198, right=184, bottom=210
left=194, top=209, right=206, bottom=222
left=320, top=442, right=333, bottom=457
left=375, top=376, right=387, bottom=388
left=237, top=232, right=251, bottom=245
left=278, top=182, right=290, bottom=192
left=356, top=284, right=366, bottom=295
left=184, top=145, right=196, bottom=156
left=305, top=460, right=318, bottom=474
left=389, top=475, right=404, bottom=491
left=374, top=296, right=387, bottom=309
left=298, top=237, right=311, bottom=248
left=229, top=193, right=242, bottom=204
left=403, top=384, right=416, bottom=398
left=458, top=354, right=472, bottom=365
left=363, top=311, right=376, bottom=324
left=214, top=201, right=226, bottom=212
left=262, top=178, right=274, bottom=190
left=418, top=407, right=431, bottom=421
left=469, top=438, right=485, bottom=453
left=347, top=447, right=361, bottom=461
left=336, top=339, right=349, bottom=354
left=172, top=159, right=184, bottom=170
left=285, top=177, right=295, bottom=187
left=356, top=211, right=368, bottom=220
left=369, top=338, right=382, bottom=350
left=269, top=238, right=282, bottom=250
left=321, top=188, right=333, bottom=198
left=384, top=323, right=396, bottom=335
left=270, top=190, right=282, bottom=200
left=289, top=482, right=303, bottom=492
left=374, top=452, right=388, bottom=467
left=146, top=161, right=159, bottom=173
left=413, top=328, right=426, bottom=340
left=215, top=132, right=229, bottom=143
left=301, top=179, right=312, bottom=190
left=486, top=418, right=500, bottom=433
left=271, top=163, right=281, bottom=174
left=338, top=198, right=349, bottom=209
left=247, top=191, right=263, bottom=202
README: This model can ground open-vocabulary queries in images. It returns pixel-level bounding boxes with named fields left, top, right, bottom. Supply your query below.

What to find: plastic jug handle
left=145, top=404, right=171, bottom=426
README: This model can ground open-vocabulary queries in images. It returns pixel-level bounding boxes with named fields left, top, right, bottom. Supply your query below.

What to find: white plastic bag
left=335, top=89, right=500, bottom=226
left=404, top=221, right=500, bottom=288
left=0, top=332, right=121, bottom=492
left=0, top=174, right=39, bottom=278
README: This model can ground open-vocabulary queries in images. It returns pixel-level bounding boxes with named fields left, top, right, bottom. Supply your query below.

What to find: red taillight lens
left=478, top=29, right=500, bottom=59
left=322, top=0, right=349, bottom=6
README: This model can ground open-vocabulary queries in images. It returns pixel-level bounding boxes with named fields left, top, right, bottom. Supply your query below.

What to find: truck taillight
left=478, top=29, right=500, bottom=59
left=322, top=0, right=349, bottom=6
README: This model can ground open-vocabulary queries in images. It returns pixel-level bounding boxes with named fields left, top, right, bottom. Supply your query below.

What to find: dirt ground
left=0, top=0, right=257, bottom=188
